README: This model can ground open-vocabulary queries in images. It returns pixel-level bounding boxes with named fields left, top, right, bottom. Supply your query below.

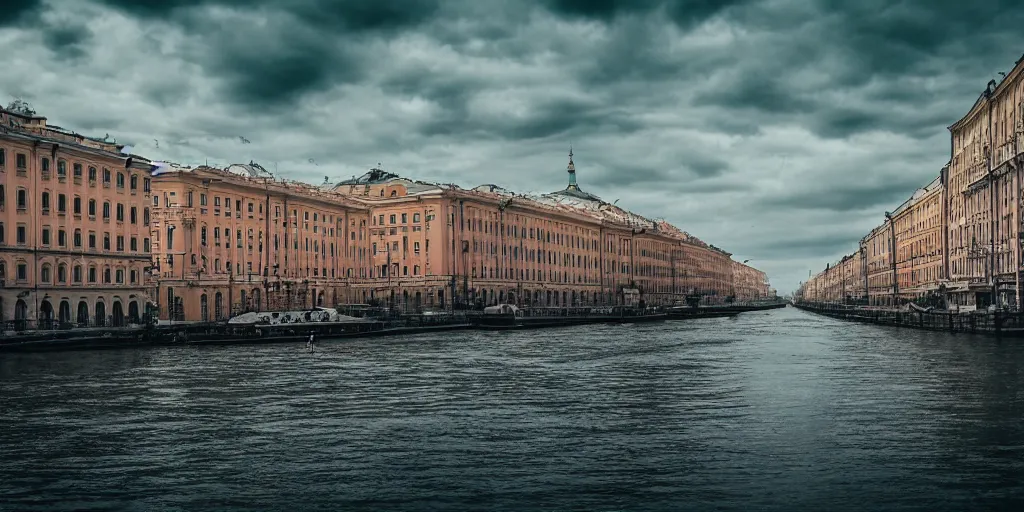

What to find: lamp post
left=885, top=211, right=898, bottom=306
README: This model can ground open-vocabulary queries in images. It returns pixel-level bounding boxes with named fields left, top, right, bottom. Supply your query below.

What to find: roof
left=334, top=167, right=399, bottom=186
left=226, top=162, right=274, bottom=179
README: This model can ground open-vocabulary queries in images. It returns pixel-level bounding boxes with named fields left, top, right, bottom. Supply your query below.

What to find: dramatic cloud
left=3, top=0, right=1024, bottom=293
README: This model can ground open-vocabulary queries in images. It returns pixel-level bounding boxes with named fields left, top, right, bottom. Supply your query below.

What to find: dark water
left=2, top=307, right=1023, bottom=511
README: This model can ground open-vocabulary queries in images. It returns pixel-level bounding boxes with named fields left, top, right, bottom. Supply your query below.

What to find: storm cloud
left=3, top=0, right=1024, bottom=294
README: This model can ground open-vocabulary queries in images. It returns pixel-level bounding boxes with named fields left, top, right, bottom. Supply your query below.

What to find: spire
left=567, top=144, right=578, bottom=190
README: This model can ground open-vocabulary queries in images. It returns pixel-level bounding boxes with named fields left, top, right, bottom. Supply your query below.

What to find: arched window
left=73, top=265, right=82, bottom=283
left=88, top=199, right=96, bottom=216
left=102, top=201, right=110, bottom=219
left=88, top=265, right=97, bottom=283
left=103, top=267, right=111, bottom=283
left=41, top=191, right=50, bottom=211
left=57, top=263, right=67, bottom=283
left=40, top=263, right=51, bottom=282
left=115, top=268, right=124, bottom=284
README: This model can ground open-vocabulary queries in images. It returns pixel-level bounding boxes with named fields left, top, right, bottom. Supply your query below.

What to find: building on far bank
left=891, top=175, right=945, bottom=300
left=862, top=220, right=895, bottom=307
left=328, top=151, right=744, bottom=311
left=0, top=106, right=153, bottom=329
left=148, top=163, right=369, bottom=322
left=798, top=52, right=1024, bottom=308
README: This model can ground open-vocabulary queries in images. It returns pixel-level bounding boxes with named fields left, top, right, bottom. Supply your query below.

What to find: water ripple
left=2, top=307, right=1023, bottom=511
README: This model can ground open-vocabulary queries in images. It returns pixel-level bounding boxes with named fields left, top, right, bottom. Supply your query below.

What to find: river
left=1, top=306, right=1022, bottom=511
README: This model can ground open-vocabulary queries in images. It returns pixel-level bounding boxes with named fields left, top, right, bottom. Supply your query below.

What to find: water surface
left=2, top=307, right=1022, bottom=511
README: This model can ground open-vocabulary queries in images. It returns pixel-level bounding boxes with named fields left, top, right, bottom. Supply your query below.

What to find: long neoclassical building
left=0, top=106, right=153, bottom=329
left=149, top=150, right=772, bottom=321
left=1, top=104, right=772, bottom=326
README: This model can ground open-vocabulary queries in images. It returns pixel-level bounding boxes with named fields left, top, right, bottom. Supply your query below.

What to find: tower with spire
left=566, top=145, right=578, bottom=190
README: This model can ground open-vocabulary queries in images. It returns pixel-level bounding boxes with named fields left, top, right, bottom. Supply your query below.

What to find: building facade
left=327, top=152, right=747, bottom=312
left=148, top=164, right=369, bottom=322
left=799, top=53, right=1024, bottom=310
left=0, top=107, right=153, bottom=329
left=892, top=176, right=945, bottom=299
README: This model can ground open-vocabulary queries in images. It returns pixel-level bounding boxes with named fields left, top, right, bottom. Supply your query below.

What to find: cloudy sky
left=3, top=0, right=1024, bottom=293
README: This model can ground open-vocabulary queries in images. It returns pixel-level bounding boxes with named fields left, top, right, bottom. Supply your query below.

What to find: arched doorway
left=128, top=301, right=140, bottom=324
left=39, top=300, right=54, bottom=329
left=215, top=292, right=223, bottom=320
left=59, top=300, right=71, bottom=326
left=95, top=300, right=106, bottom=327
left=14, top=299, right=29, bottom=331
left=111, top=301, right=124, bottom=327
left=77, top=301, right=89, bottom=327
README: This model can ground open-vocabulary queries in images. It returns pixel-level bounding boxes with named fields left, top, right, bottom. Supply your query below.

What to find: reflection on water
left=1, top=307, right=1022, bottom=511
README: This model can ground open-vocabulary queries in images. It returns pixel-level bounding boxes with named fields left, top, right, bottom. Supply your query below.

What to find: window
left=200, top=193, right=207, bottom=206
left=88, top=166, right=96, bottom=181
left=17, top=263, right=27, bottom=281
left=116, top=172, right=125, bottom=188
left=187, top=191, right=193, bottom=207
left=41, top=191, right=50, bottom=212
left=143, top=178, right=150, bottom=192
left=130, top=207, right=137, bottom=224
left=104, top=267, right=111, bottom=283
left=143, top=207, right=150, bottom=226
left=103, top=233, right=110, bottom=250
left=130, top=237, right=137, bottom=251
left=116, top=269, right=124, bottom=284
left=73, top=265, right=82, bottom=283
left=40, top=264, right=51, bottom=283
left=116, top=203, right=124, bottom=222
left=0, top=222, right=4, bottom=243
left=414, top=241, right=420, bottom=254
left=201, top=226, right=208, bottom=246
left=390, top=214, right=396, bottom=224
left=130, top=175, right=138, bottom=190
left=88, top=199, right=96, bottom=217
left=17, top=189, right=27, bottom=210
left=0, top=185, right=5, bottom=210
left=143, top=238, right=150, bottom=252
left=59, top=160, right=68, bottom=177
left=58, top=264, right=67, bottom=283
left=88, top=266, right=97, bottom=283
left=16, top=225, right=26, bottom=245
left=74, top=229, right=82, bottom=247
left=102, top=202, right=110, bottom=220
left=57, top=194, right=66, bottom=213
left=74, top=196, right=81, bottom=215
left=41, top=157, right=50, bottom=176
left=103, top=168, right=111, bottom=184
left=41, top=227, right=50, bottom=245
left=116, top=235, right=124, bottom=252
left=58, top=229, right=66, bottom=247
left=16, top=153, right=26, bottom=169
left=402, top=213, right=407, bottom=223
left=0, top=148, right=4, bottom=166
left=88, top=232, right=96, bottom=249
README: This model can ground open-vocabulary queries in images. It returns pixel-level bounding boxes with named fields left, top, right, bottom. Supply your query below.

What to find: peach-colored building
left=863, top=220, right=895, bottom=306
left=946, top=57, right=1024, bottom=309
left=730, top=260, right=770, bottom=301
left=148, top=164, right=369, bottom=321
left=0, top=106, right=153, bottom=329
left=891, top=175, right=946, bottom=299
left=328, top=152, right=747, bottom=311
